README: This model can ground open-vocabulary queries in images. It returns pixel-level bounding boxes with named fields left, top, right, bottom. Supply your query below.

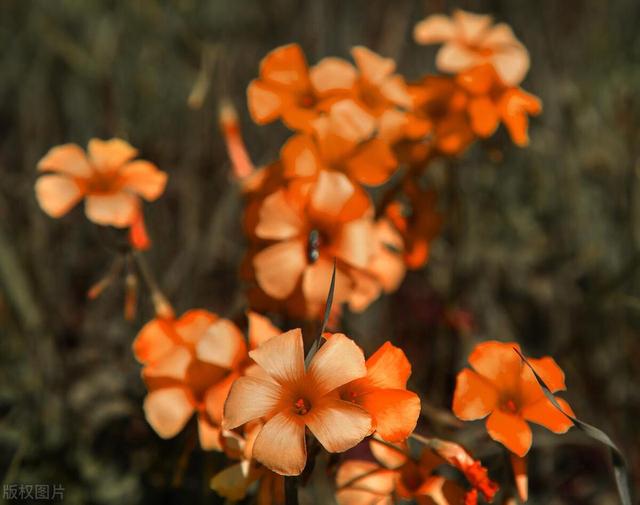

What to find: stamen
left=293, top=397, right=310, bottom=415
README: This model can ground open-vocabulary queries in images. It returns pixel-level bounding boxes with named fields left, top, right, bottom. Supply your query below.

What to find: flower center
left=83, top=170, right=123, bottom=194
left=307, top=229, right=321, bottom=263
left=298, top=93, right=315, bottom=108
left=503, top=398, right=518, bottom=413
left=293, top=397, right=311, bottom=416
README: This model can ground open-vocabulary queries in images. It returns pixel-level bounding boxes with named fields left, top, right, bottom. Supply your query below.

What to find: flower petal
left=120, top=160, right=167, bottom=201
left=143, top=345, right=192, bottom=380
left=453, top=9, right=493, bottom=43
left=436, top=42, right=481, bottom=74
left=301, top=257, right=353, bottom=308
left=306, top=396, right=371, bottom=453
left=365, top=341, right=412, bottom=390
left=335, top=460, right=395, bottom=505
left=281, top=134, right=322, bottom=180
left=521, top=396, right=574, bottom=434
left=336, top=219, right=374, bottom=268
left=88, top=138, right=137, bottom=170
left=309, top=170, right=354, bottom=221
left=468, top=340, right=523, bottom=391
left=132, top=318, right=176, bottom=364
left=174, top=309, right=218, bottom=345
left=253, top=240, right=307, bottom=299
left=198, top=415, right=223, bottom=451
left=486, top=409, right=532, bottom=457
left=345, top=138, right=397, bottom=186
left=247, top=79, right=287, bottom=124
left=328, top=99, right=376, bottom=144
left=196, top=319, right=247, bottom=368
left=359, top=389, right=421, bottom=442
left=452, top=368, right=498, bottom=420
left=310, top=57, right=357, bottom=96
left=144, top=387, right=194, bottom=438
left=255, top=189, right=304, bottom=240
left=247, top=311, right=282, bottom=350
left=308, top=333, right=367, bottom=395
left=259, top=43, right=309, bottom=91
left=35, top=174, right=83, bottom=218
left=248, top=328, right=305, bottom=385
left=223, top=376, right=284, bottom=430
left=351, top=46, right=395, bottom=85
left=37, top=143, right=92, bottom=178
left=252, top=411, right=307, bottom=475
left=205, top=372, right=239, bottom=425
left=468, top=96, right=500, bottom=137
left=413, top=14, right=457, bottom=45
left=85, top=192, right=138, bottom=227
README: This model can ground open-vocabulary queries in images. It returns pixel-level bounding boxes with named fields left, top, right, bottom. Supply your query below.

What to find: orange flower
left=132, top=310, right=246, bottom=450
left=282, top=100, right=398, bottom=186
left=338, top=342, right=421, bottom=442
left=247, top=44, right=353, bottom=132
left=36, top=138, right=167, bottom=227
left=452, top=341, right=574, bottom=457
left=414, top=9, right=530, bottom=86
left=251, top=170, right=374, bottom=314
left=223, top=329, right=372, bottom=475
left=385, top=181, right=442, bottom=269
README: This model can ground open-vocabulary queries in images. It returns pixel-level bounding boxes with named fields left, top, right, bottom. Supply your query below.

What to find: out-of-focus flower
left=385, top=181, right=442, bottom=269
left=338, top=341, right=421, bottom=442
left=133, top=310, right=246, bottom=450
left=335, top=459, right=396, bottom=505
left=414, top=9, right=530, bottom=86
left=36, top=138, right=167, bottom=228
left=247, top=44, right=353, bottom=132
left=251, top=170, right=374, bottom=315
left=219, top=100, right=255, bottom=180
left=452, top=341, right=574, bottom=457
left=223, top=329, right=371, bottom=475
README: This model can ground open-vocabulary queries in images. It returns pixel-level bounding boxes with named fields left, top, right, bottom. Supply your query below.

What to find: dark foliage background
left=0, top=0, right=639, bottom=503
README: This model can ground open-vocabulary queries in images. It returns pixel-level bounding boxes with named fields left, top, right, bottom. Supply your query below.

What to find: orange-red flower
left=414, top=9, right=530, bottom=86
left=251, top=170, right=374, bottom=315
left=36, top=138, right=167, bottom=227
left=223, top=329, right=372, bottom=475
left=338, top=342, right=420, bottom=442
left=247, top=43, right=353, bottom=132
left=452, top=341, right=574, bottom=457
left=133, top=309, right=245, bottom=450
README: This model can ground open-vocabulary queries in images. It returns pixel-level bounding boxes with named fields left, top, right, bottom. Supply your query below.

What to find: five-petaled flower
left=452, top=340, right=574, bottom=456
left=223, top=329, right=372, bottom=476
left=36, top=138, right=167, bottom=227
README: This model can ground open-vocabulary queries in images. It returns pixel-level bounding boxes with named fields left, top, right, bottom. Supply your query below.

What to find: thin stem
left=131, top=250, right=174, bottom=318
left=284, top=475, right=299, bottom=505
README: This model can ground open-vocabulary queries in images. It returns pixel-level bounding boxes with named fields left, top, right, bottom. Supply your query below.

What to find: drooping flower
left=36, top=138, right=167, bottom=228
left=452, top=341, right=574, bottom=457
left=338, top=341, right=421, bottom=442
left=414, top=9, right=530, bottom=86
left=251, top=170, right=374, bottom=315
left=133, top=310, right=246, bottom=450
left=223, top=329, right=372, bottom=475
left=247, top=44, right=353, bottom=132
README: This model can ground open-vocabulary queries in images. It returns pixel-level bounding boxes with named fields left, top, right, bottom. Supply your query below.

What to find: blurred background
left=1, top=0, right=639, bottom=503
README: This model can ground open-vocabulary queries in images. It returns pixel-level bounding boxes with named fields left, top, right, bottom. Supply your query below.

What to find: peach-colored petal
left=247, top=80, right=286, bottom=124
left=348, top=269, right=382, bottom=313
left=521, top=396, right=574, bottom=434
left=359, top=389, right=420, bottom=442
left=468, top=340, right=522, bottom=391
left=370, top=437, right=408, bottom=469
left=247, top=311, right=282, bottom=350
left=281, top=134, right=322, bottom=180
left=255, top=190, right=304, bottom=240
left=336, top=219, right=374, bottom=268
left=198, top=415, right=223, bottom=451
left=413, top=14, right=457, bottom=45
left=120, top=160, right=167, bottom=201
left=205, top=372, right=238, bottom=425
left=486, top=409, right=532, bottom=456
left=132, top=319, right=175, bottom=364
left=436, top=42, right=481, bottom=74
left=144, top=387, right=194, bottom=438
left=196, top=319, right=247, bottom=368
left=302, top=257, right=352, bottom=309
left=252, top=411, right=307, bottom=475
left=345, top=139, right=397, bottom=186
left=365, top=341, right=412, bottom=390
left=143, top=345, right=191, bottom=380
left=223, top=375, right=284, bottom=429
left=35, top=174, right=83, bottom=218
left=453, top=9, right=492, bottom=43
left=452, top=368, right=498, bottom=421
left=84, top=191, right=138, bottom=227
left=351, top=46, right=395, bottom=85
left=37, top=143, right=92, bottom=178
left=309, top=170, right=354, bottom=220
left=87, top=138, right=137, bottom=170
left=377, top=108, right=408, bottom=144
left=308, top=333, right=367, bottom=395
left=281, top=105, right=319, bottom=132
left=310, top=57, right=357, bottom=96
left=491, top=45, right=530, bottom=87
left=379, top=75, right=412, bottom=109
left=253, top=240, right=307, bottom=299
left=335, top=460, right=395, bottom=505
left=327, top=99, right=376, bottom=144
left=259, top=43, right=309, bottom=91
left=174, top=309, right=218, bottom=345
left=306, top=396, right=371, bottom=452
left=249, top=328, right=305, bottom=384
